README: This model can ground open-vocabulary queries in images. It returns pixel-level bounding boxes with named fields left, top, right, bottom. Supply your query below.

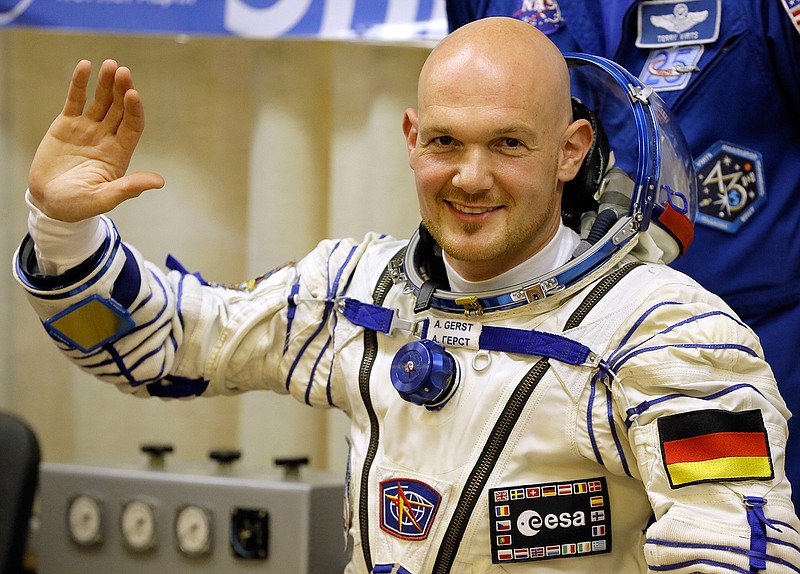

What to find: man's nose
left=451, top=148, right=493, bottom=193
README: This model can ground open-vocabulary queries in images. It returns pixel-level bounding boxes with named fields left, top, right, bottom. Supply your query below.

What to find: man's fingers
left=102, top=66, right=136, bottom=133
left=117, top=89, right=146, bottom=141
left=85, top=59, right=118, bottom=122
left=61, top=60, right=92, bottom=117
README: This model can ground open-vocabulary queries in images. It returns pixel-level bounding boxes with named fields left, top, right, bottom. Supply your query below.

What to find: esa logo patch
left=694, top=141, right=766, bottom=233
left=380, top=479, right=441, bottom=541
left=489, top=478, right=611, bottom=564
left=513, top=0, right=564, bottom=35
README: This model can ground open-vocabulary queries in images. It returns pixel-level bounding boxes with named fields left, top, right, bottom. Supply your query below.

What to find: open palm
left=28, top=59, right=165, bottom=223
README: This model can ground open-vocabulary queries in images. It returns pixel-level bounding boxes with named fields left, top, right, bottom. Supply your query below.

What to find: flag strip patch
left=658, top=409, right=773, bottom=488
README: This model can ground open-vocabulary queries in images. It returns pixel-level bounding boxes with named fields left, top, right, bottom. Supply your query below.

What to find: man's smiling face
left=402, top=19, right=591, bottom=282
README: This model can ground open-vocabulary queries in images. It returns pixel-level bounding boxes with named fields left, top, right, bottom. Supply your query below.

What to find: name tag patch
left=637, top=0, right=720, bottom=47
left=694, top=141, right=766, bottom=233
left=489, top=478, right=611, bottom=564
left=426, top=318, right=481, bottom=350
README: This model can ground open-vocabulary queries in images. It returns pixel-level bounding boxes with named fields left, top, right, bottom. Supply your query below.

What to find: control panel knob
left=274, top=456, right=309, bottom=479
left=209, top=449, right=242, bottom=467
left=140, top=443, right=174, bottom=469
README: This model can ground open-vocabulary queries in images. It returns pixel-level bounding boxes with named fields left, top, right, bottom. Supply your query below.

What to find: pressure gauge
left=66, top=493, right=104, bottom=547
left=120, top=498, right=157, bottom=552
left=175, top=504, right=213, bottom=556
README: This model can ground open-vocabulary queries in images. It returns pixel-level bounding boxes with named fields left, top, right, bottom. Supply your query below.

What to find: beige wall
left=0, top=29, right=430, bottom=473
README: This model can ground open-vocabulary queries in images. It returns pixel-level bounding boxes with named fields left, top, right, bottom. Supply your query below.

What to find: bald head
left=418, top=17, right=573, bottom=131
left=402, top=17, right=593, bottom=281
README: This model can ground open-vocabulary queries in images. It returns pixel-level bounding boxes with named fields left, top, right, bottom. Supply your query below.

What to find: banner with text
left=0, top=0, right=447, bottom=41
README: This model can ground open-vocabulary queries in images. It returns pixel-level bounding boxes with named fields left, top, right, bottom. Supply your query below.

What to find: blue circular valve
left=390, top=340, right=456, bottom=407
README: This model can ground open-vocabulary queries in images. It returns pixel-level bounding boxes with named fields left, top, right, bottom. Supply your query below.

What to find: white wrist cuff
left=25, top=189, right=107, bottom=276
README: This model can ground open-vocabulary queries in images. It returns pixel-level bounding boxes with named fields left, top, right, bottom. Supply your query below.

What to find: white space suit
left=13, top=215, right=800, bottom=572
left=12, top=53, right=800, bottom=572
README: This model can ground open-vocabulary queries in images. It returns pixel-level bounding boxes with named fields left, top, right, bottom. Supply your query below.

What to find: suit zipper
left=432, top=358, right=550, bottom=573
left=564, top=262, right=643, bottom=330
left=357, top=248, right=406, bottom=572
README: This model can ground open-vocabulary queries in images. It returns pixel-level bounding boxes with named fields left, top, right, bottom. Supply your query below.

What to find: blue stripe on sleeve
left=286, top=243, right=357, bottom=395
left=109, top=244, right=141, bottom=308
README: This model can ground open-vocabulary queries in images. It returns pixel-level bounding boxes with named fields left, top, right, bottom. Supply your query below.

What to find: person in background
left=448, top=0, right=800, bottom=509
left=12, top=16, right=800, bottom=573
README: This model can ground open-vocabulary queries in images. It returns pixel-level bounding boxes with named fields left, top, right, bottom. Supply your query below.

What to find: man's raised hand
left=28, top=59, right=165, bottom=222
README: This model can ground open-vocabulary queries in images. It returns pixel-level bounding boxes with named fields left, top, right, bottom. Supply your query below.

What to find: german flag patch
left=658, top=409, right=774, bottom=489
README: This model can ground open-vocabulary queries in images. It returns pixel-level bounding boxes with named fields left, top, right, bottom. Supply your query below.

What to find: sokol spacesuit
left=13, top=54, right=800, bottom=572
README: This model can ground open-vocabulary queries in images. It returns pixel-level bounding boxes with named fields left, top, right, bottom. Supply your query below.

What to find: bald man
left=14, top=17, right=800, bottom=573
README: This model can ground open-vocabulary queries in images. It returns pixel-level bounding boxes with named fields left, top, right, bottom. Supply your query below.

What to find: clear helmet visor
left=566, top=53, right=697, bottom=263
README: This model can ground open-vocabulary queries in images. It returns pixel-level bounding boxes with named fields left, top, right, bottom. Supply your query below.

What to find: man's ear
left=402, top=108, right=419, bottom=159
left=557, top=118, right=594, bottom=183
